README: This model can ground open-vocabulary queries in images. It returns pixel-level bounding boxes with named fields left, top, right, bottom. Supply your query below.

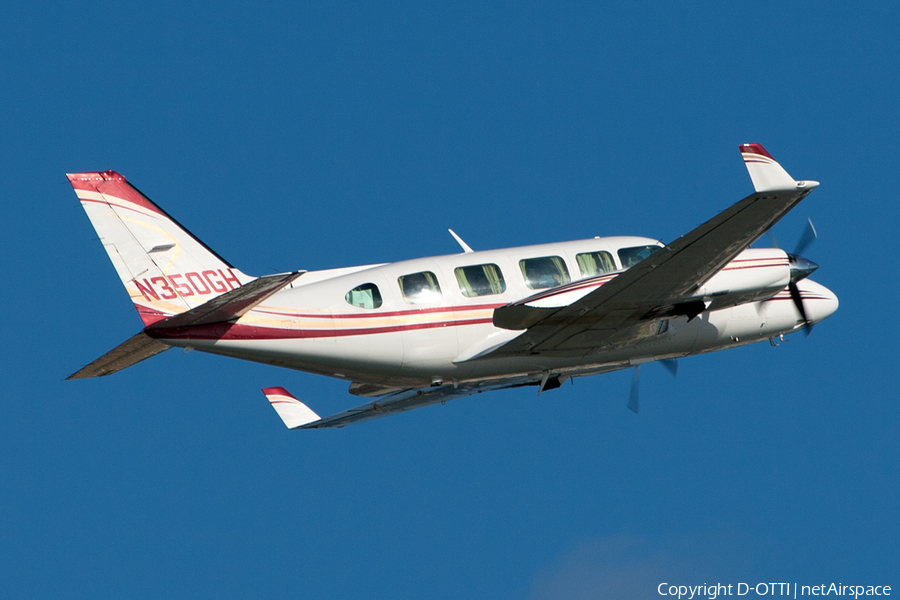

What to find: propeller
left=627, top=365, right=641, bottom=414
left=659, top=358, right=679, bottom=377
left=793, top=218, right=818, bottom=256
left=769, top=218, right=819, bottom=335
left=787, top=280, right=812, bottom=335
left=768, top=218, right=817, bottom=255
left=627, top=359, right=679, bottom=414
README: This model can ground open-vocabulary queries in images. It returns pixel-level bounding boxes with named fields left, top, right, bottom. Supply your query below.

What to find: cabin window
left=618, top=245, right=661, bottom=268
left=345, top=283, right=383, bottom=309
left=576, top=251, right=616, bottom=278
left=518, top=256, right=570, bottom=290
left=455, top=263, right=506, bottom=297
left=398, top=271, right=442, bottom=305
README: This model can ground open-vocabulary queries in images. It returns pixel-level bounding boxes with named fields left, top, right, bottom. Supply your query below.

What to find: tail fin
left=67, top=171, right=254, bottom=325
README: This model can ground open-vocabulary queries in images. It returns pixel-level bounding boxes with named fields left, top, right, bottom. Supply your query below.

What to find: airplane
left=66, top=143, right=838, bottom=429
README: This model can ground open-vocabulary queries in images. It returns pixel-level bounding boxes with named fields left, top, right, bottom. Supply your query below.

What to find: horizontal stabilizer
left=67, top=332, right=171, bottom=379
left=147, top=271, right=304, bottom=330
left=262, top=387, right=321, bottom=428
left=69, top=272, right=304, bottom=379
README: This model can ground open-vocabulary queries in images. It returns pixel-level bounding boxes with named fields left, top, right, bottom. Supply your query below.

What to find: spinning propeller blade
left=793, top=218, right=818, bottom=256
left=627, top=365, right=641, bottom=414
left=788, top=281, right=813, bottom=337
left=767, top=218, right=817, bottom=255
left=659, top=359, right=679, bottom=378
left=626, top=360, right=677, bottom=414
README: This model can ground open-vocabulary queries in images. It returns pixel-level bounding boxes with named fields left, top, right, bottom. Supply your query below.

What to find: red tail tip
left=66, top=170, right=126, bottom=182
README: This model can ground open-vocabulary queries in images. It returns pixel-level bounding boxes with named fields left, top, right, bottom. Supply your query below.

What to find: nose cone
left=796, top=279, right=839, bottom=324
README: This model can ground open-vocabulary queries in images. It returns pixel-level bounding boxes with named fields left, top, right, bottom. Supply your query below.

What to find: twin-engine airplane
left=67, top=144, right=837, bottom=429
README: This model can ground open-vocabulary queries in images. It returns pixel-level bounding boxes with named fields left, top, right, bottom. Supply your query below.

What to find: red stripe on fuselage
left=147, top=317, right=495, bottom=341
left=516, top=275, right=616, bottom=303
left=721, top=262, right=788, bottom=272
left=252, top=302, right=505, bottom=320
left=728, top=257, right=787, bottom=263
left=136, top=306, right=173, bottom=326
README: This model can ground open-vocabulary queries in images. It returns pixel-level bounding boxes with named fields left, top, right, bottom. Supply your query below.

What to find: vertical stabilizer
left=68, top=171, right=254, bottom=325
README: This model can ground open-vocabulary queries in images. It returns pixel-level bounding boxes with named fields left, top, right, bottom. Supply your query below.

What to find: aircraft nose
left=800, top=279, right=839, bottom=324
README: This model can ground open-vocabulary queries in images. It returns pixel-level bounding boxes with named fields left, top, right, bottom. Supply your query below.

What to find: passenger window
left=345, top=283, right=383, bottom=309
left=576, top=251, right=615, bottom=278
left=398, top=271, right=442, bottom=305
left=455, top=263, right=506, bottom=297
left=518, top=256, right=570, bottom=290
left=618, top=245, right=661, bottom=268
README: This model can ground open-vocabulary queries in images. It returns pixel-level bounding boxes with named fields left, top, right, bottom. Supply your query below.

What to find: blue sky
left=2, top=2, right=897, bottom=598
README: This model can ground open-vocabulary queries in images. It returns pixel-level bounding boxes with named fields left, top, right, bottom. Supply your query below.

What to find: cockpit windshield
left=617, top=245, right=661, bottom=268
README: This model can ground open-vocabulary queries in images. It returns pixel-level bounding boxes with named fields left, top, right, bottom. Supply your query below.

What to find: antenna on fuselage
left=448, top=229, right=474, bottom=253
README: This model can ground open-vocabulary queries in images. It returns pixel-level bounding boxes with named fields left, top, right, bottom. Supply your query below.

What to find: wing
left=263, top=377, right=536, bottom=429
left=488, top=144, right=819, bottom=358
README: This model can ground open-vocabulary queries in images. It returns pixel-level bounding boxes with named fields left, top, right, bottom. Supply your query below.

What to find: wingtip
left=262, top=386, right=291, bottom=396
left=262, top=387, right=321, bottom=429
left=738, top=143, right=799, bottom=192
left=739, top=143, right=774, bottom=159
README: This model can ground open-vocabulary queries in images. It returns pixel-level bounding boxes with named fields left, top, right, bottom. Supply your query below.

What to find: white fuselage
left=154, top=236, right=838, bottom=388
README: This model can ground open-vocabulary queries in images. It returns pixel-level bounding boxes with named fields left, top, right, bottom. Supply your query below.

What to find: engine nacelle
left=696, top=248, right=791, bottom=310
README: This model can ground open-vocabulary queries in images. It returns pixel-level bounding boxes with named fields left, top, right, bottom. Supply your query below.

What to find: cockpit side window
left=345, top=283, right=383, bottom=309
left=576, top=251, right=615, bottom=278
left=398, top=271, right=442, bottom=305
left=618, top=245, right=661, bottom=268
left=518, top=256, right=570, bottom=290
left=455, top=263, right=506, bottom=297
